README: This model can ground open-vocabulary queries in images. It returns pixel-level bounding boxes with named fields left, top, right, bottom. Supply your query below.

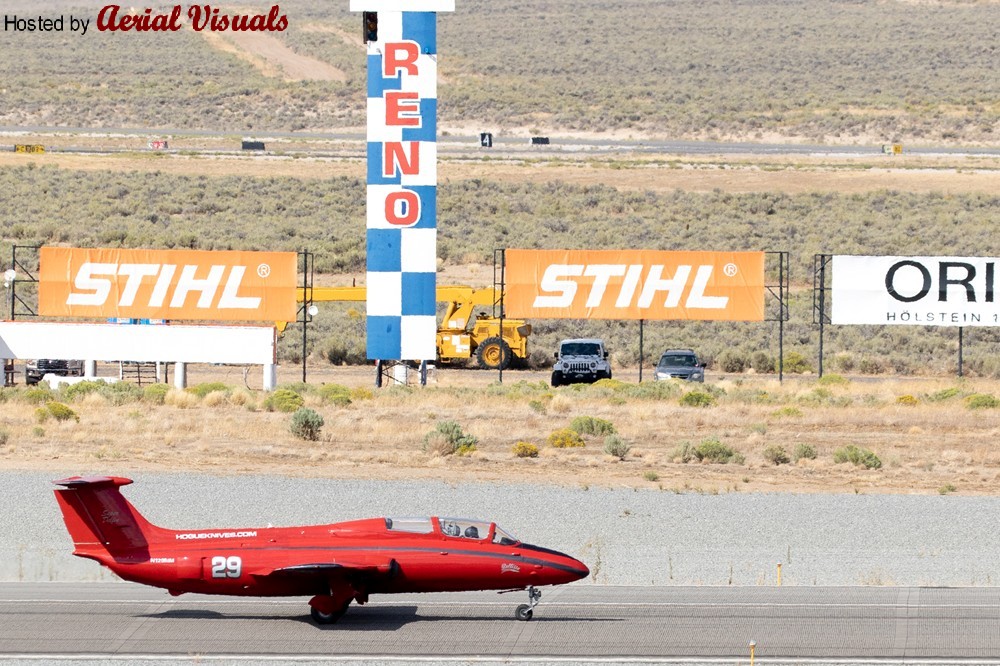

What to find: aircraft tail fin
left=52, top=476, right=162, bottom=561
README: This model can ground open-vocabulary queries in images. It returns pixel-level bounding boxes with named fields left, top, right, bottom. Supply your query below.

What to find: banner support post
left=638, top=319, right=644, bottom=383
left=958, top=327, right=964, bottom=378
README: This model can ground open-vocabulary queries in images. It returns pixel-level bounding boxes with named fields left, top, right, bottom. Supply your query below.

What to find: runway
left=4, top=583, right=1000, bottom=662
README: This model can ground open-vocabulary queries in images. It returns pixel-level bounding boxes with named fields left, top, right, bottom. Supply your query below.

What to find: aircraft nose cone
left=550, top=551, right=589, bottom=583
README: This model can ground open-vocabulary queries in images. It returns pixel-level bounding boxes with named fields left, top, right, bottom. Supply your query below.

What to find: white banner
left=0, top=322, right=276, bottom=364
left=832, top=255, right=1000, bottom=327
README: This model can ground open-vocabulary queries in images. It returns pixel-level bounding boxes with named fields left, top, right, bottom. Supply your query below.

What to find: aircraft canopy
left=384, top=516, right=519, bottom=545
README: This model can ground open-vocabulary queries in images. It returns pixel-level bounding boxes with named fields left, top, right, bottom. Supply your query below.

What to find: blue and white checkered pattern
left=365, top=11, right=438, bottom=361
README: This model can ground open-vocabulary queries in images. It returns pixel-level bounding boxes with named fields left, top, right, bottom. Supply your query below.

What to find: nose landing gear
left=514, top=586, right=541, bottom=621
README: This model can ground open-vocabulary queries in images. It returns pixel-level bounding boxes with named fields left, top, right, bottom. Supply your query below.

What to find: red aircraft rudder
left=52, top=476, right=161, bottom=562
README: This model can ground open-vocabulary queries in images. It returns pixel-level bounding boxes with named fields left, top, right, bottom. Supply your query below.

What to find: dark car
left=654, top=349, right=704, bottom=382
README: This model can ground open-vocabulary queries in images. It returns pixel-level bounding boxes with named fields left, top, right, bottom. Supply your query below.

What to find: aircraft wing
left=252, top=560, right=399, bottom=579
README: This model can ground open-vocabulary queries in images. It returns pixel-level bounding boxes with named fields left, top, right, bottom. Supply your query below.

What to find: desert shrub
left=896, top=394, right=918, bottom=406
left=762, top=444, right=790, bottom=466
left=771, top=406, right=803, bottom=418
left=512, top=441, right=539, bottom=458
left=833, top=445, right=882, bottom=469
left=46, top=402, right=79, bottom=422
left=547, top=428, right=585, bottom=448
left=23, top=387, right=53, bottom=404
left=100, top=381, right=143, bottom=406
left=965, top=393, right=999, bottom=410
left=939, top=483, right=957, bottom=495
left=716, top=349, right=749, bottom=373
left=731, top=390, right=776, bottom=406
left=321, top=338, right=368, bottom=366
left=889, top=357, right=913, bottom=375
left=189, top=382, right=229, bottom=398
left=643, top=470, right=659, bottom=482
left=454, top=443, right=478, bottom=456
left=671, top=441, right=696, bottom=463
left=227, top=389, right=253, bottom=407
left=143, top=383, right=171, bottom=405
left=164, top=389, right=199, bottom=409
left=61, top=380, right=104, bottom=402
left=799, top=387, right=846, bottom=407
left=485, top=380, right=550, bottom=398
left=0, top=429, right=8, bottom=446
left=693, top=438, right=742, bottom=464
left=817, top=373, right=848, bottom=386
left=927, top=387, right=961, bottom=402
left=570, top=415, right=616, bottom=436
left=622, top=381, right=682, bottom=400
left=349, top=387, right=374, bottom=401
left=263, top=388, right=305, bottom=413
left=290, top=408, right=324, bottom=441
left=318, top=383, right=352, bottom=406
left=276, top=382, right=311, bottom=395
left=603, top=434, right=631, bottom=460
left=679, top=390, right=716, bottom=407
left=528, top=399, right=547, bottom=414
left=592, top=378, right=628, bottom=391
left=202, top=390, right=229, bottom=408
left=833, top=353, right=856, bottom=373
left=423, top=421, right=478, bottom=456
left=857, top=357, right=886, bottom=375
left=783, top=352, right=813, bottom=374
left=793, top=443, right=817, bottom=461
left=750, top=351, right=775, bottom=374
left=34, top=407, right=49, bottom=424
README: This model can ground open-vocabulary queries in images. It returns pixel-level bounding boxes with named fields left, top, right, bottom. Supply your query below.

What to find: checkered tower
left=351, top=0, right=454, bottom=362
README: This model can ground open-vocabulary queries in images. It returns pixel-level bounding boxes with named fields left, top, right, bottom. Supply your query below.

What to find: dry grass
left=2, top=371, right=999, bottom=495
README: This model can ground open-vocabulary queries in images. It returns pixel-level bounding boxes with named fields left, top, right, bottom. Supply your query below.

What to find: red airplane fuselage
left=53, top=476, right=589, bottom=623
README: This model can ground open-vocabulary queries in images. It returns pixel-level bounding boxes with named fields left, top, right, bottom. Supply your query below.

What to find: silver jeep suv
left=551, top=338, right=611, bottom=387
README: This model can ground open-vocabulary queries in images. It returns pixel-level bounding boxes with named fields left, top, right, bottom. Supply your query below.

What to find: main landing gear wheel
left=310, top=605, right=347, bottom=625
left=309, top=594, right=351, bottom=625
left=514, top=586, right=542, bottom=621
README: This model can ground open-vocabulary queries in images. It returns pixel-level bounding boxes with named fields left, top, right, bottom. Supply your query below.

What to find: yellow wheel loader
left=289, top=285, right=530, bottom=370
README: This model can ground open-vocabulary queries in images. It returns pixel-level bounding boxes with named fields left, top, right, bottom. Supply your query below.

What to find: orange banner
left=39, top=247, right=297, bottom=322
left=505, top=249, right=766, bottom=321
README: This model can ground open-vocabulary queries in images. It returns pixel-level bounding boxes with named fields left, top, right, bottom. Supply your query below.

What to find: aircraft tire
left=515, top=604, right=533, bottom=621
left=310, top=604, right=347, bottom=625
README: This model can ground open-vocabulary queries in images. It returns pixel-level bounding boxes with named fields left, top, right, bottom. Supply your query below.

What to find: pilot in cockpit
left=441, top=521, right=460, bottom=537
left=463, top=525, right=479, bottom=539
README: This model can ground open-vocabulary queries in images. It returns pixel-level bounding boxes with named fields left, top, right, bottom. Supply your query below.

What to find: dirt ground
left=199, top=30, right=348, bottom=82
left=3, top=363, right=999, bottom=497
left=0, top=145, right=997, bottom=196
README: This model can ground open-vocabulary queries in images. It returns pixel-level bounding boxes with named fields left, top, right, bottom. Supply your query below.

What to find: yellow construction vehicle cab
left=290, top=285, right=530, bottom=370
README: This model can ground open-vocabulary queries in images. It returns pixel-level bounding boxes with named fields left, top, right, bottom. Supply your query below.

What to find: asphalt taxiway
left=3, top=583, right=1000, bottom=662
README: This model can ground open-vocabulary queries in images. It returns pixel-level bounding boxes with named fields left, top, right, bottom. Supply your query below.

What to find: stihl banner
left=505, top=249, right=766, bottom=321
left=832, top=255, right=1000, bottom=327
left=39, top=247, right=297, bottom=322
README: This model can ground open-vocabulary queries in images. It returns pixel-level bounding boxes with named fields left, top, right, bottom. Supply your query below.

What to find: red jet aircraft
left=53, top=476, right=589, bottom=623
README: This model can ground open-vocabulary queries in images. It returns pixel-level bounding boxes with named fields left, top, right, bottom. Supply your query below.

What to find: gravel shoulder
left=5, top=470, right=1000, bottom=588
